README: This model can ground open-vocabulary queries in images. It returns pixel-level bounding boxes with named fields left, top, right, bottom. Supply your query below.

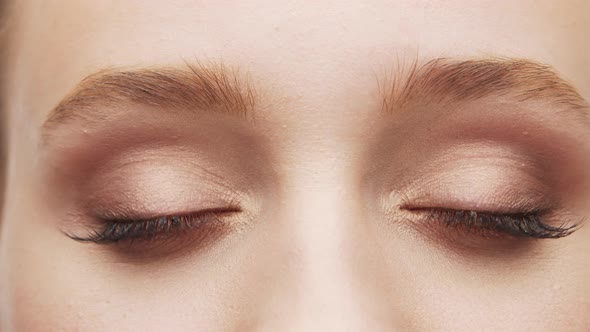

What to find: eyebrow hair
left=44, top=63, right=257, bottom=130
left=43, top=57, right=589, bottom=138
left=382, top=57, right=589, bottom=117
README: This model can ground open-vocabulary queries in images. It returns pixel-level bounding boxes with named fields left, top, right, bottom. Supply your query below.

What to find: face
left=1, top=1, right=590, bottom=331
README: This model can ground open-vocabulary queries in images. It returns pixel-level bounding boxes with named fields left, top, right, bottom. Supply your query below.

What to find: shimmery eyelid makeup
left=86, top=160, right=238, bottom=217
left=392, top=143, right=555, bottom=213
left=41, top=107, right=273, bottom=205
left=76, top=145, right=263, bottom=218
left=63, top=155, right=256, bottom=246
left=376, top=140, right=584, bottom=239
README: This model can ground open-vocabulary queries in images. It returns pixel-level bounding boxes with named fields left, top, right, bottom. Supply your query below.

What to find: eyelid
left=401, top=164, right=549, bottom=211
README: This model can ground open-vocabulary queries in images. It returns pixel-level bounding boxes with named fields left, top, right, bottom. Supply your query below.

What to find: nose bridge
left=260, top=162, right=379, bottom=331
left=247, top=118, right=404, bottom=330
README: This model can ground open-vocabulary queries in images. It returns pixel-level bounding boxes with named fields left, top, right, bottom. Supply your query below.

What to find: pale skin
left=1, top=1, right=590, bottom=331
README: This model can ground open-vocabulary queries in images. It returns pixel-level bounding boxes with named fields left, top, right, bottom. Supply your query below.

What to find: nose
left=246, top=169, right=400, bottom=331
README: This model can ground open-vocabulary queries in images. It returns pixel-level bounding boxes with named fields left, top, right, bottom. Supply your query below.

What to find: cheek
left=5, top=226, right=109, bottom=331
left=4, top=215, right=275, bottom=331
left=8, top=249, right=228, bottom=331
left=367, top=208, right=590, bottom=330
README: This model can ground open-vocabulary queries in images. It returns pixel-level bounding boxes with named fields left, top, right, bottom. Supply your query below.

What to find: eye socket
left=378, top=140, right=587, bottom=244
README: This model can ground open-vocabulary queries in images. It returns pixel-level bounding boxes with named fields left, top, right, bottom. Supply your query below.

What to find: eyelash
left=68, top=207, right=240, bottom=244
left=414, top=208, right=579, bottom=239
left=69, top=207, right=579, bottom=244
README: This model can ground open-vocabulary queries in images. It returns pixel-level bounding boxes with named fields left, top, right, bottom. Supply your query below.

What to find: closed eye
left=66, top=207, right=242, bottom=244
left=403, top=207, right=581, bottom=239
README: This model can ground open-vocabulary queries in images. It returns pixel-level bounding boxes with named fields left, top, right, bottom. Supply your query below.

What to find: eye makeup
left=57, top=148, right=260, bottom=252
left=395, top=142, right=552, bottom=207
left=404, top=208, right=578, bottom=239
left=41, top=109, right=271, bottom=258
left=383, top=142, right=583, bottom=245
left=68, top=206, right=242, bottom=243
left=370, top=105, right=589, bottom=249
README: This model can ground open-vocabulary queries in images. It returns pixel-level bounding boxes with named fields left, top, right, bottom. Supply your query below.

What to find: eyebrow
left=382, top=57, right=589, bottom=117
left=43, top=57, right=589, bottom=137
left=43, top=63, right=257, bottom=131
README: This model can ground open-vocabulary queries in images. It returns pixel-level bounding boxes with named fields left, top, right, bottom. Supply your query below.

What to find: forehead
left=6, top=0, right=590, bottom=123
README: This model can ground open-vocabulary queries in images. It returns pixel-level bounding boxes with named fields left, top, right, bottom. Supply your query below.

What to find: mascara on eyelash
left=66, top=208, right=240, bottom=244
left=419, top=208, right=580, bottom=239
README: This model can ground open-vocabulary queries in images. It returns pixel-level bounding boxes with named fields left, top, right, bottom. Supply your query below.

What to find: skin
left=1, top=0, right=590, bottom=331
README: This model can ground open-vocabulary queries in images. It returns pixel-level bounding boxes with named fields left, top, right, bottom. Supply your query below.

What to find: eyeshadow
left=394, top=142, right=554, bottom=213
left=83, top=152, right=246, bottom=219
left=38, top=106, right=275, bottom=236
